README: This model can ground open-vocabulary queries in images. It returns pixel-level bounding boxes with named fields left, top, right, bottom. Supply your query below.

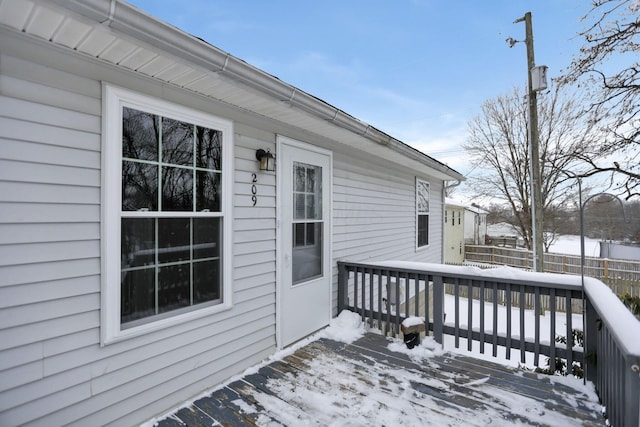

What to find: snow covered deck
left=151, top=333, right=602, bottom=426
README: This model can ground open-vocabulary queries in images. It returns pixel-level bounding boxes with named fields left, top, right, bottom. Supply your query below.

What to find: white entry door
left=277, top=136, right=332, bottom=347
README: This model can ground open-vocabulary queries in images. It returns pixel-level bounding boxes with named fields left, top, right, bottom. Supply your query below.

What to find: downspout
left=441, top=187, right=447, bottom=264
left=444, top=179, right=461, bottom=196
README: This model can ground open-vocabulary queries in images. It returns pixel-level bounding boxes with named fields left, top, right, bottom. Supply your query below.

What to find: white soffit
left=0, top=0, right=464, bottom=182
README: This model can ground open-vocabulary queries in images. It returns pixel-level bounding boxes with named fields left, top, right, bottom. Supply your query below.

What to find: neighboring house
left=599, top=241, right=640, bottom=261
left=444, top=199, right=465, bottom=264
left=464, top=204, right=488, bottom=245
left=0, top=1, right=463, bottom=426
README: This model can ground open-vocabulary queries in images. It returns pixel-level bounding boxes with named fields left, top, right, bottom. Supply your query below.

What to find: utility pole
left=514, top=12, right=544, bottom=272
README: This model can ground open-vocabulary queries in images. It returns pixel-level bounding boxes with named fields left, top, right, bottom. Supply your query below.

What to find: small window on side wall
left=416, top=178, right=430, bottom=248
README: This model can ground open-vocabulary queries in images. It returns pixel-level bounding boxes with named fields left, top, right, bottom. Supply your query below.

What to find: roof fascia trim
left=48, top=0, right=464, bottom=181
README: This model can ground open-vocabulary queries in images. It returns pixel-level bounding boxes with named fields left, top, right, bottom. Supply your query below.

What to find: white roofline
left=49, top=0, right=465, bottom=182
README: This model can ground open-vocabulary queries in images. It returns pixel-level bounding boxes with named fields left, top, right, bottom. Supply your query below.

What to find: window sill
left=101, top=299, right=232, bottom=346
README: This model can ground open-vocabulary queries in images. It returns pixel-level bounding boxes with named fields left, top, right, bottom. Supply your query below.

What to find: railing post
left=584, top=296, right=598, bottom=383
left=433, top=275, right=444, bottom=345
left=337, top=262, right=348, bottom=313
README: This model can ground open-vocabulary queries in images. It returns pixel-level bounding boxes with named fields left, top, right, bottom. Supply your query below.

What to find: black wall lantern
left=256, top=148, right=275, bottom=172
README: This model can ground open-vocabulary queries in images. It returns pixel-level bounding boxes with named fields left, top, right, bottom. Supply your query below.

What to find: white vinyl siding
left=332, top=154, right=443, bottom=314
left=0, top=46, right=275, bottom=426
left=0, top=18, right=449, bottom=426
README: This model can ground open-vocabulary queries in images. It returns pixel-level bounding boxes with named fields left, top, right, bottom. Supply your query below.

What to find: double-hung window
left=102, top=85, right=232, bottom=343
left=416, top=178, right=430, bottom=248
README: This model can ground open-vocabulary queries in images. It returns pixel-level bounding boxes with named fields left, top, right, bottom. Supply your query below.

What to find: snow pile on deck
left=318, top=309, right=366, bottom=343
left=387, top=335, right=444, bottom=362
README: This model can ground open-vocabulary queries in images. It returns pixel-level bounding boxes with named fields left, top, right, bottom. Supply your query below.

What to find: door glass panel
left=292, top=162, right=323, bottom=285
left=292, top=222, right=323, bottom=284
left=293, top=163, right=322, bottom=220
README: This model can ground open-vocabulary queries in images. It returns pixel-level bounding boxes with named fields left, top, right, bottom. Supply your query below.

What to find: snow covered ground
left=144, top=310, right=600, bottom=427
left=548, top=235, right=601, bottom=257
left=442, top=292, right=582, bottom=369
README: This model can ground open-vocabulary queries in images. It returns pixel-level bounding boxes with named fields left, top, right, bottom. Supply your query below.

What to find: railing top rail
left=338, top=260, right=585, bottom=292
left=584, top=276, right=640, bottom=357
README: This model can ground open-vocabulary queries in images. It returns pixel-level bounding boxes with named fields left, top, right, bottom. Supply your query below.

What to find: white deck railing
left=337, top=260, right=640, bottom=427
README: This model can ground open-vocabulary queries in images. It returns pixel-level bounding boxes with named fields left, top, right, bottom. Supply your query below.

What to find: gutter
left=51, top=0, right=465, bottom=181
left=444, top=179, right=462, bottom=194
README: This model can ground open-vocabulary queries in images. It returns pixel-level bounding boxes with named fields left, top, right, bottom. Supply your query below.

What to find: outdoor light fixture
left=255, top=148, right=275, bottom=172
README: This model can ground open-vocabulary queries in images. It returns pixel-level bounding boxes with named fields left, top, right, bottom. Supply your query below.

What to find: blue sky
left=127, top=0, right=590, bottom=177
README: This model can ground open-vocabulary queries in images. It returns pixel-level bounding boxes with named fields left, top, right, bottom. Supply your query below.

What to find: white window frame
left=416, top=178, right=430, bottom=249
left=101, top=84, right=233, bottom=345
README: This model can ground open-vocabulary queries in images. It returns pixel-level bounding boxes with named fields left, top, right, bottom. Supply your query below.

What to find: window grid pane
left=416, top=179, right=430, bottom=247
left=121, top=217, right=222, bottom=325
left=122, top=107, right=222, bottom=213
left=418, top=214, right=429, bottom=247
left=121, top=105, right=224, bottom=327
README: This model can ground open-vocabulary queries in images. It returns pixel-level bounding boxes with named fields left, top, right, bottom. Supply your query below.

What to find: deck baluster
left=549, top=288, right=556, bottom=371
left=506, top=283, right=512, bottom=360
left=354, top=267, right=360, bottom=319
left=565, top=293, right=573, bottom=370
left=376, top=269, right=383, bottom=330
left=413, top=274, right=420, bottom=317
left=467, top=279, right=473, bottom=352
left=369, top=269, right=374, bottom=328
left=394, top=271, right=400, bottom=336
left=492, top=281, right=498, bottom=357
left=454, top=278, right=460, bottom=348
left=519, top=286, right=526, bottom=363
left=423, top=274, right=430, bottom=334
left=534, top=287, right=541, bottom=366
left=433, top=275, right=444, bottom=344
left=336, top=260, right=639, bottom=427
left=479, top=280, right=485, bottom=354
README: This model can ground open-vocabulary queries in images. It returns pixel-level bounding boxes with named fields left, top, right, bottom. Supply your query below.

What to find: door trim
left=275, top=135, right=333, bottom=349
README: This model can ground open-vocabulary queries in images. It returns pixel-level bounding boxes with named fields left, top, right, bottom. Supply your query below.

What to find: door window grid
left=292, top=162, right=323, bottom=284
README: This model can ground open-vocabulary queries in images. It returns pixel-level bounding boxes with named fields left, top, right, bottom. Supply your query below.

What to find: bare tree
left=463, top=86, right=596, bottom=251
left=559, top=0, right=640, bottom=199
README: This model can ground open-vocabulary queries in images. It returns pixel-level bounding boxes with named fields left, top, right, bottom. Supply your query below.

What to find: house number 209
left=251, top=173, right=258, bottom=206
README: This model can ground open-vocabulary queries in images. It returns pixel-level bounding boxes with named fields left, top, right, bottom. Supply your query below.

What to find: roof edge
left=49, top=0, right=465, bottom=181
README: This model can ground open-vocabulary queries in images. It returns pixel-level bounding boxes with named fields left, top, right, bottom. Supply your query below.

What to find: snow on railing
left=337, top=260, right=640, bottom=427
left=583, top=276, right=640, bottom=427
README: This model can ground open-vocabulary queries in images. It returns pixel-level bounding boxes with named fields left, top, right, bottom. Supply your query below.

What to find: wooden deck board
left=153, top=333, right=604, bottom=426
left=350, top=334, right=602, bottom=424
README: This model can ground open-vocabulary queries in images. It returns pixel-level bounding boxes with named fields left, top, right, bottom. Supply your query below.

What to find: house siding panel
left=0, top=222, right=99, bottom=244
left=333, top=154, right=443, bottom=262
left=0, top=39, right=279, bottom=425
left=331, top=154, right=443, bottom=313
left=0, top=181, right=100, bottom=205
left=0, top=10, right=455, bottom=425
left=0, top=259, right=101, bottom=288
